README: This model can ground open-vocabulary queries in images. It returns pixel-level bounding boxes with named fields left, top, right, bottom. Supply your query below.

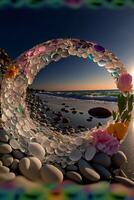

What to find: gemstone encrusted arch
left=1, top=38, right=126, bottom=163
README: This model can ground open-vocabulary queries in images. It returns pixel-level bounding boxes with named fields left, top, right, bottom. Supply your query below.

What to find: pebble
left=66, top=171, right=82, bottom=183
left=114, top=176, right=134, bottom=187
left=79, top=112, right=83, bottom=115
left=85, top=145, right=96, bottom=161
left=0, top=143, right=12, bottom=154
left=69, top=149, right=82, bottom=161
left=72, top=110, right=77, bottom=114
left=62, top=118, right=70, bottom=124
left=0, top=129, right=9, bottom=142
left=12, top=149, right=25, bottom=159
left=87, top=118, right=92, bottom=122
left=92, top=163, right=112, bottom=180
left=10, top=159, right=19, bottom=171
left=111, top=151, right=127, bottom=168
left=92, top=152, right=111, bottom=168
left=1, top=154, right=14, bottom=167
left=40, top=164, right=63, bottom=184
left=0, top=172, right=15, bottom=182
left=66, top=165, right=78, bottom=171
left=28, top=142, right=46, bottom=161
left=19, top=157, right=42, bottom=181
left=88, top=107, right=111, bottom=118
left=13, top=176, right=42, bottom=190
left=78, top=159, right=100, bottom=182
left=0, top=165, right=10, bottom=173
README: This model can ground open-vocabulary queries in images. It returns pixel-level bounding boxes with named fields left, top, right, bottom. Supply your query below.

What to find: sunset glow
left=36, top=82, right=116, bottom=91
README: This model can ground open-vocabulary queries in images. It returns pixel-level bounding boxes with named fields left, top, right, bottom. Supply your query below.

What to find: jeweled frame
left=1, top=38, right=127, bottom=165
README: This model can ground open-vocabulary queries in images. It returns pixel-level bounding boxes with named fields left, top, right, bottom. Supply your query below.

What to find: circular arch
left=1, top=38, right=127, bottom=163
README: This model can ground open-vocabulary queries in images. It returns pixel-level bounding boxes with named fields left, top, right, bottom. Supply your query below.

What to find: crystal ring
left=1, top=39, right=133, bottom=167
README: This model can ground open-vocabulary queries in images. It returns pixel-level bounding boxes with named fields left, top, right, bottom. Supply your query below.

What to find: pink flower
left=91, top=129, right=120, bottom=156
left=117, top=72, right=133, bottom=92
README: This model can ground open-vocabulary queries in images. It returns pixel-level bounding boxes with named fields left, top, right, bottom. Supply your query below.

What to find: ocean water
left=37, top=89, right=134, bottom=102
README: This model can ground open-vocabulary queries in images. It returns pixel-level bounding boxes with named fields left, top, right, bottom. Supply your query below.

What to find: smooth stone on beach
left=54, top=164, right=65, bottom=175
left=85, top=145, right=96, bottom=161
left=111, top=151, right=127, bottom=168
left=72, top=110, right=77, bottom=114
left=0, top=129, right=9, bottom=142
left=40, top=164, right=63, bottom=184
left=114, top=176, right=134, bottom=187
left=19, top=157, right=30, bottom=172
left=0, top=143, right=12, bottom=154
left=92, top=164, right=112, bottom=180
left=28, top=142, right=45, bottom=161
left=62, top=118, right=70, bottom=123
left=1, top=154, right=13, bottom=167
left=79, top=112, right=83, bottom=114
left=0, top=165, right=10, bottom=173
left=19, top=157, right=42, bottom=181
left=66, top=171, right=82, bottom=183
left=10, top=159, right=19, bottom=171
left=0, top=172, right=15, bottom=182
left=88, top=107, right=112, bottom=118
left=66, top=165, right=78, bottom=171
left=12, top=149, right=24, bottom=160
left=13, top=176, right=42, bottom=190
left=69, top=149, right=82, bottom=161
left=92, top=152, right=111, bottom=168
left=78, top=159, right=100, bottom=182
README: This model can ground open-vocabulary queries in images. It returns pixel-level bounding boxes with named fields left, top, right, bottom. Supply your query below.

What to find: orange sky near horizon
left=37, top=82, right=116, bottom=91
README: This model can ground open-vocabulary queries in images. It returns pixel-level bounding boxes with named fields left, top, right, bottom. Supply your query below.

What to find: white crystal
left=2, top=114, right=7, bottom=122
left=50, top=141, right=58, bottom=149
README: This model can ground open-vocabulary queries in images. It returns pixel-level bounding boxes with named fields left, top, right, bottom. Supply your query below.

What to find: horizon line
left=29, top=87, right=118, bottom=92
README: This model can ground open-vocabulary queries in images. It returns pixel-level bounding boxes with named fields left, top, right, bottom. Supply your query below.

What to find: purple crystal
left=94, top=45, right=105, bottom=53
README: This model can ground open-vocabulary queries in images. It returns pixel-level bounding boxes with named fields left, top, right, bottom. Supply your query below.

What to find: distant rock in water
left=72, top=110, right=77, bottom=114
left=88, top=107, right=112, bottom=118
left=62, top=118, right=70, bottom=124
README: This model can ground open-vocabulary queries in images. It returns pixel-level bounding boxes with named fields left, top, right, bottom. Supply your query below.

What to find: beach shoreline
left=29, top=92, right=134, bottom=179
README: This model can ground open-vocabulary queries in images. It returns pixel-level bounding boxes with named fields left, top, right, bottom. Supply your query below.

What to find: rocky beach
left=0, top=89, right=134, bottom=187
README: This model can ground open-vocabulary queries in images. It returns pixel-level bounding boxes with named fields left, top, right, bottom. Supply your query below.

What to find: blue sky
left=0, top=7, right=134, bottom=90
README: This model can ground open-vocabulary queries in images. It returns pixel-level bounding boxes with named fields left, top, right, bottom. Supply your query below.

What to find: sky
left=0, top=5, right=134, bottom=91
